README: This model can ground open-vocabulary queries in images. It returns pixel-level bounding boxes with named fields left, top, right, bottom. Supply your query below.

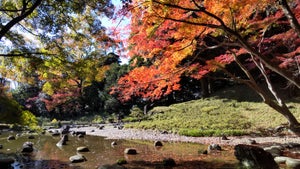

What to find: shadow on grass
left=211, top=84, right=262, bottom=102
left=212, top=84, right=300, bottom=103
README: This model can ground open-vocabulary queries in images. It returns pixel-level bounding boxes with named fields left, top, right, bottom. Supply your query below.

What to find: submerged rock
left=28, top=135, right=35, bottom=139
left=98, top=164, right=126, bottom=169
left=163, top=158, right=176, bottom=167
left=7, top=135, right=15, bottom=140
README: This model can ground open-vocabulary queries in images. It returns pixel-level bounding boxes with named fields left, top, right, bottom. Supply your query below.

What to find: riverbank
left=76, top=124, right=300, bottom=145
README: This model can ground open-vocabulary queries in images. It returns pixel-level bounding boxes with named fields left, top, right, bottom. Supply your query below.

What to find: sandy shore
left=71, top=124, right=300, bottom=145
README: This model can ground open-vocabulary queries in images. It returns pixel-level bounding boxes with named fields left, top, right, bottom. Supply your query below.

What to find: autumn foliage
left=112, top=0, right=300, bottom=102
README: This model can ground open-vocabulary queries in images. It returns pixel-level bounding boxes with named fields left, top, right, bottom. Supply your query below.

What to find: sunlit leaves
left=112, top=0, right=300, bottom=102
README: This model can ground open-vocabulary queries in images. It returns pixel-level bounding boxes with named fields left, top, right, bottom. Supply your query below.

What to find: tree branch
left=0, top=0, right=43, bottom=40
left=278, top=0, right=300, bottom=37
left=0, top=52, right=55, bottom=57
left=151, top=0, right=300, bottom=88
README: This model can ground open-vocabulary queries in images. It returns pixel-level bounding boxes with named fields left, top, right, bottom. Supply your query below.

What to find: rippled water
left=0, top=131, right=239, bottom=169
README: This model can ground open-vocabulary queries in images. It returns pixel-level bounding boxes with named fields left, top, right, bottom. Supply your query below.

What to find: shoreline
left=75, top=125, right=300, bottom=146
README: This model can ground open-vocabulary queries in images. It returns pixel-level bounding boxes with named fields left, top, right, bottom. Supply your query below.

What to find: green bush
left=92, top=115, right=104, bottom=123
left=123, top=106, right=146, bottom=122
left=20, top=110, right=38, bottom=128
left=178, top=129, right=246, bottom=137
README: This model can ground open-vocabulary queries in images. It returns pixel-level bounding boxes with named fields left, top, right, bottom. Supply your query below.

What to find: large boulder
left=234, top=144, right=279, bottom=169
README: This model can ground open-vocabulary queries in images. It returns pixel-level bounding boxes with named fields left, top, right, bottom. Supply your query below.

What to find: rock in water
left=98, top=164, right=126, bottom=169
left=69, top=154, right=86, bottom=163
left=124, top=148, right=137, bottom=155
left=77, top=146, right=89, bottom=152
left=234, top=144, right=279, bottom=169
left=7, top=135, right=15, bottom=140
left=56, top=134, right=68, bottom=147
left=22, top=142, right=34, bottom=153
left=154, top=141, right=163, bottom=147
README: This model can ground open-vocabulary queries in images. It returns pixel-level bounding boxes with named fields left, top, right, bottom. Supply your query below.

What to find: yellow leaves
left=42, top=82, right=54, bottom=95
left=20, top=110, right=38, bottom=127
left=95, top=65, right=110, bottom=82
left=202, top=0, right=273, bottom=28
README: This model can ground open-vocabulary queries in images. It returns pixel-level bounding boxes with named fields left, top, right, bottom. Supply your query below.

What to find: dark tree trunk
left=200, top=77, right=210, bottom=98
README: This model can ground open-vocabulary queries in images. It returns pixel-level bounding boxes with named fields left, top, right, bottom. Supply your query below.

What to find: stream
left=0, top=130, right=239, bottom=169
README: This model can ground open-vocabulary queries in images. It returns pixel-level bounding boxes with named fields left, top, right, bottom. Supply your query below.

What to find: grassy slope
left=125, top=85, right=300, bottom=136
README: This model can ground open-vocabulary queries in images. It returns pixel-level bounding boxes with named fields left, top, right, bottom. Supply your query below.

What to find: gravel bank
left=73, top=125, right=300, bottom=145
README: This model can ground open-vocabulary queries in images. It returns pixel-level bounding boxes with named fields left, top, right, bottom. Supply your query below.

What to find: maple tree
left=113, top=0, right=300, bottom=132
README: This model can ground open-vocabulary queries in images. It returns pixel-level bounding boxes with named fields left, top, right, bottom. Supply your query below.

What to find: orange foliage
left=112, top=0, right=300, bottom=102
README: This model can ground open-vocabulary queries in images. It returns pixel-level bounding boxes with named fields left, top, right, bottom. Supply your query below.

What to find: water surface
left=0, top=131, right=239, bottom=169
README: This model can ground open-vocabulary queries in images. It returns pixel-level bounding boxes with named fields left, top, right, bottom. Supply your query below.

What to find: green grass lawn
left=124, top=85, right=300, bottom=137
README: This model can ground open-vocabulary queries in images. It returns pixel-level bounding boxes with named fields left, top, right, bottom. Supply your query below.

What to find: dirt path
left=73, top=125, right=300, bottom=145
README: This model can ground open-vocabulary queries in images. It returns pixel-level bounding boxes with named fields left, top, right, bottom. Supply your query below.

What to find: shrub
left=20, top=110, right=38, bottom=128
left=92, top=115, right=104, bottom=123
left=178, top=129, right=246, bottom=137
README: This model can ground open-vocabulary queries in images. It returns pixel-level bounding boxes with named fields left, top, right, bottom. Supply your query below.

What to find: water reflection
left=0, top=131, right=238, bottom=169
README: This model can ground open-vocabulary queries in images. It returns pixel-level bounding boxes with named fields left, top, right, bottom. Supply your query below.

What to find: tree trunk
left=248, top=82, right=300, bottom=134
left=225, top=53, right=300, bottom=134
left=279, top=0, right=300, bottom=37
left=200, top=77, right=210, bottom=98
left=265, top=98, right=300, bottom=129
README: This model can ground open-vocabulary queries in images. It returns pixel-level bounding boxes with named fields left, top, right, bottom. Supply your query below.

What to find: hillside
left=124, top=85, right=300, bottom=137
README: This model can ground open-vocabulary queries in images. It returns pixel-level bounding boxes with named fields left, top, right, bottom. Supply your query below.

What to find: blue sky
left=102, top=0, right=130, bottom=64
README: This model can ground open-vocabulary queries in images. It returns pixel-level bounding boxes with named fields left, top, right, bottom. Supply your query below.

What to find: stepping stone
left=154, top=141, right=163, bottom=147
left=77, top=146, right=89, bottom=152
left=69, top=154, right=86, bottom=163
left=124, top=148, right=137, bottom=155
